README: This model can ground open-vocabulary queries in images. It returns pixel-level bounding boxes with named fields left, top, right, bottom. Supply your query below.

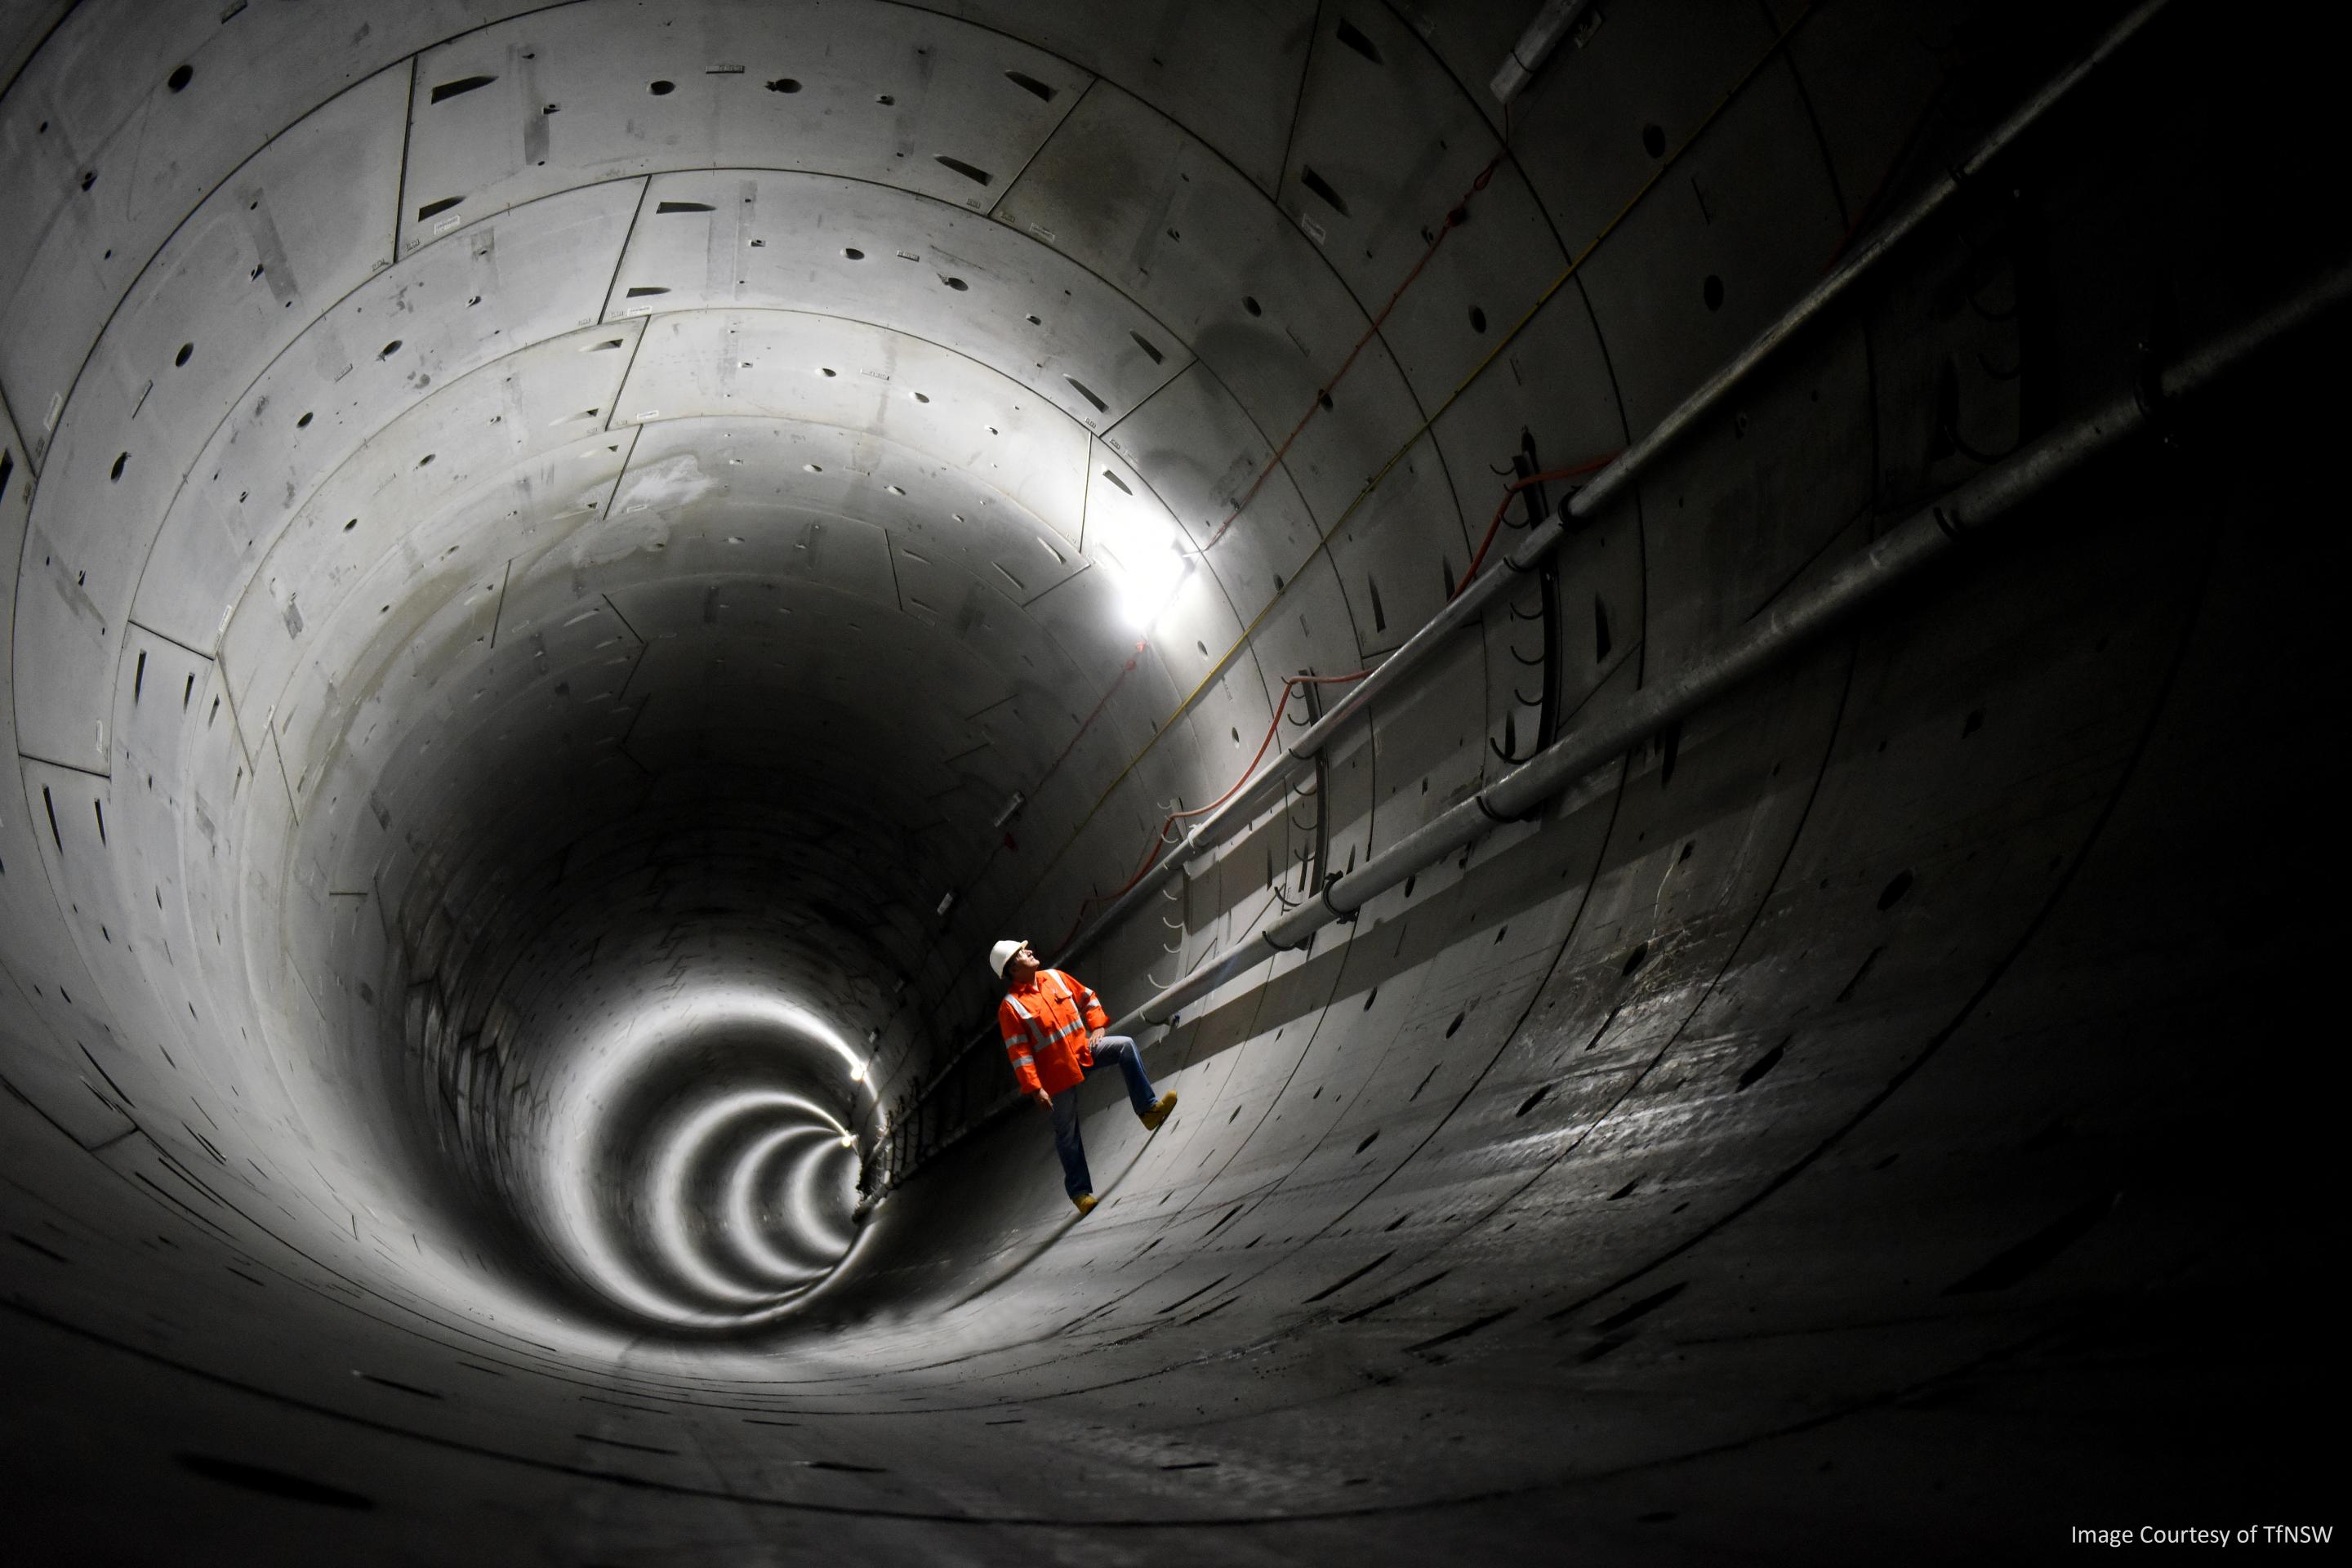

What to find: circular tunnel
left=0, top=1, right=2338, bottom=1561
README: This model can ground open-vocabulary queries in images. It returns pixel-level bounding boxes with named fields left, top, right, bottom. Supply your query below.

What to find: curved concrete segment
left=0, top=1, right=2337, bottom=1561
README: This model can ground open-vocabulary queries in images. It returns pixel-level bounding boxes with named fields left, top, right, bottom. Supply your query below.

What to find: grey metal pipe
left=1107, top=261, right=2347, bottom=1038
left=1490, top=0, right=1597, bottom=107
left=1054, top=0, right=2167, bottom=976
left=1568, top=0, right=2169, bottom=523
left=1051, top=568, right=1494, bottom=967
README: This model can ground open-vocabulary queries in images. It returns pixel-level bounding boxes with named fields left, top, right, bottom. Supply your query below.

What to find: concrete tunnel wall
left=0, top=1, right=2338, bottom=1561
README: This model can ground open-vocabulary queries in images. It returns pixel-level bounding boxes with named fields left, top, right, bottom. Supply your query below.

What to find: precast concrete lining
left=1108, top=260, right=2352, bottom=1034
left=0, top=1, right=2339, bottom=1561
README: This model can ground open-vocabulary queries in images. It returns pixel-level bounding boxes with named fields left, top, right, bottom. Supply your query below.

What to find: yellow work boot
left=1139, top=1091, right=1178, bottom=1132
left=1072, top=1193, right=1098, bottom=1217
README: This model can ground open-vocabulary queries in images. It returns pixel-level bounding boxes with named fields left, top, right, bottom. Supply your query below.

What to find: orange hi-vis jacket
left=998, top=969, right=1110, bottom=1096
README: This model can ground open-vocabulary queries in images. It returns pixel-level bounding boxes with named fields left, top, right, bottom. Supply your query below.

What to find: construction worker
left=990, top=939, right=1177, bottom=1215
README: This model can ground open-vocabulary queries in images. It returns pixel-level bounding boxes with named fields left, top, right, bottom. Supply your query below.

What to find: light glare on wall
left=1100, top=524, right=1191, bottom=628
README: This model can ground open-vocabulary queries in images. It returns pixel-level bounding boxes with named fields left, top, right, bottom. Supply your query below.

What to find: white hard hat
left=987, top=938, right=1028, bottom=978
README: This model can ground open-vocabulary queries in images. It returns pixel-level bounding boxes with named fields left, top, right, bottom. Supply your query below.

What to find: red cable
left=1031, top=151, right=1526, bottom=950
left=1450, top=452, right=1619, bottom=600
left=1027, top=154, right=1512, bottom=953
left=1049, top=669, right=1370, bottom=954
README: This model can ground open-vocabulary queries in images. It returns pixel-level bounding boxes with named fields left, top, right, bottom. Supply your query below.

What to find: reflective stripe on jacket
left=998, top=969, right=1110, bottom=1096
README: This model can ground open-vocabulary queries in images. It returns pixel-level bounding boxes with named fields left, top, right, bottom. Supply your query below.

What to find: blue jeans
left=1049, top=1036, right=1157, bottom=1200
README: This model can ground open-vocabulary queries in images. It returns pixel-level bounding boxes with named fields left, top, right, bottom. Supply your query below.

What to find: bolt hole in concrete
left=1299, top=166, right=1348, bottom=215
left=650, top=79, right=675, bottom=95
left=1737, top=1039, right=1788, bottom=1091
left=167, top=63, right=193, bottom=91
left=1337, top=18, right=1382, bottom=63
left=176, top=1454, right=372, bottom=1511
left=175, top=342, right=193, bottom=366
left=430, top=74, right=495, bottom=104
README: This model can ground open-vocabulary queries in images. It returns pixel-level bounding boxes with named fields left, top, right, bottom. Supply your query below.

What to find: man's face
left=1012, top=945, right=1040, bottom=978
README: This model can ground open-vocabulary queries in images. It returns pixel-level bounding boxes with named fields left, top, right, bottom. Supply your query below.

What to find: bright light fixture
left=1100, top=523, right=1191, bottom=628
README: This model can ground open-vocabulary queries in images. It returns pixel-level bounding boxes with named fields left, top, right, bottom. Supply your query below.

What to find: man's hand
left=1089, top=1028, right=1106, bottom=1049
left=1032, top=1089, right=1053, bottom=1111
